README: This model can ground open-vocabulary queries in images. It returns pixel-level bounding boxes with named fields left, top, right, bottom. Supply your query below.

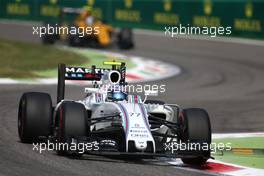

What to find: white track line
left=213, top=132, right=264, bottom=139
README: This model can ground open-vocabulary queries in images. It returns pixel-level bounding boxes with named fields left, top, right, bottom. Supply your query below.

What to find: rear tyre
left=18, top=92, right=52, bottom=143
left=56, top=101, right=89, bottom=156
left=117, top=28, right=134, bottom=49
left=178, top=108, right=211, bottom=165
left=41, top=24, right=58, bottom=44
left=68, top=32, right=83, bottom=47
left=42, top=33, right=57, bottom=44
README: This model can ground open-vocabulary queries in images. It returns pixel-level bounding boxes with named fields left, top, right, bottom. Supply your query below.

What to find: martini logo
left=204, top=0, right=212, bottom=16
left=125, top=0, right=133, bottom=8
left=66, top=67, right=103, bottom=74
left=66, top=67, right=110, bottom=75
left=164, top=0, right=172, bottom=12
left=87, top=0, right=95, bottom=7
left=66, top=67, right=90, bottom=73
left=245, top=2, right=253, bottom=18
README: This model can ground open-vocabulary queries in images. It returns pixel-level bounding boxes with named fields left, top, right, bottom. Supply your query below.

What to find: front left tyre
left=18, top=92, right=52, bottom=143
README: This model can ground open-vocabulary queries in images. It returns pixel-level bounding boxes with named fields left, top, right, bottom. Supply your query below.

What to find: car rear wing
left=57, top=62, right=126, bottom=103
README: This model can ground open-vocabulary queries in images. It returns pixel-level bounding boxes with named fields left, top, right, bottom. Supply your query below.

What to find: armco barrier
left=0, top=0, right=263, bottom=39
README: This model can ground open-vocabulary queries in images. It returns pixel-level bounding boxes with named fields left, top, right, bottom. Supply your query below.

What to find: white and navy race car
left=18, top=61, right=212, bottom=165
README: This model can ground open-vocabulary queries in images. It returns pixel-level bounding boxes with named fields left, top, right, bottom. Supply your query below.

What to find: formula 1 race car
left=42, top=7, right=134, bottom=49
left=18, top=61, right=212, bottom=165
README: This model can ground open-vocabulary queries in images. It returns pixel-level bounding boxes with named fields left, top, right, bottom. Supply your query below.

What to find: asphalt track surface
left=0, top=22, right=264, bottom=176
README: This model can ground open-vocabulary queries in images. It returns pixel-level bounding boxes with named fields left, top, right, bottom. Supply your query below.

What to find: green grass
left=0, top=39, right=87, bottom=78
left=213, top=137, right=264, bottom=169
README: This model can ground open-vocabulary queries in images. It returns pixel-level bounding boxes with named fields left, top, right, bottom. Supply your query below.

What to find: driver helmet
left=107, top=85, right=127, bottom=101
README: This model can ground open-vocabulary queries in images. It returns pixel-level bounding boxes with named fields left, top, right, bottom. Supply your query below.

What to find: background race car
left=42, top=6, right=134, bottom=49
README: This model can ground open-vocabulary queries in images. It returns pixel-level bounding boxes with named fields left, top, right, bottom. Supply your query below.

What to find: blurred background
left=0, top=0, right=263, bottom=39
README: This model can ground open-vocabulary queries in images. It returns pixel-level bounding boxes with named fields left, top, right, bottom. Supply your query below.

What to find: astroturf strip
left=212, top=137, right=264, bottom=169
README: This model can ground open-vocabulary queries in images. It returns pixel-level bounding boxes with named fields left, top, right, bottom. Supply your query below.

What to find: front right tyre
left=178, top=108, right=212, bottom=165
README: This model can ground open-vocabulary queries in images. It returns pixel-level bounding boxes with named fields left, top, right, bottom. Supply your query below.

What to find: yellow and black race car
left=42, top=6, right=134, bottom=49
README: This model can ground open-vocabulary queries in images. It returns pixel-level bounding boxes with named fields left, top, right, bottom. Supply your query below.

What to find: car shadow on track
left=65, top=154, right=174, bottom=167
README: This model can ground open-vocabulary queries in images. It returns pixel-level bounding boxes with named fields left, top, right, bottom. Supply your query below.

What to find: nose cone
left=135, top=141, right=147, bottom=151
